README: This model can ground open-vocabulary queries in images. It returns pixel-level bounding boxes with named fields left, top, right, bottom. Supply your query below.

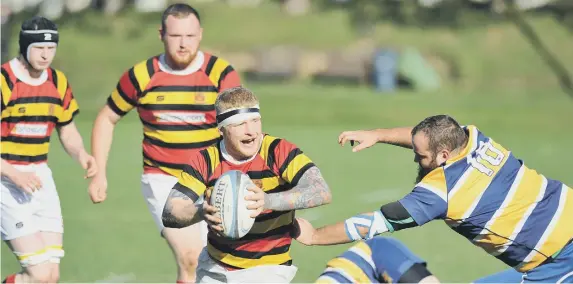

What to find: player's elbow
left=96, top=105, right=121, bottom=126
left=161, top=206, right=186, bottom=229
left=161, top=212, right=186, bottom=229
left=321, top=188, right=332, bottom=205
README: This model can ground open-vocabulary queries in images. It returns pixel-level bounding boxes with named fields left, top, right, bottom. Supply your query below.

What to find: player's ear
left=439, top=149, right=450, bottom=163
left=198, top=27, right=204, bottom=41
left=158, top=26, right=164, bottom=41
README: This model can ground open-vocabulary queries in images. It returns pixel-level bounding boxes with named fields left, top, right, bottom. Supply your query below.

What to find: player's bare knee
left=178, top=250, right=200, bottom=271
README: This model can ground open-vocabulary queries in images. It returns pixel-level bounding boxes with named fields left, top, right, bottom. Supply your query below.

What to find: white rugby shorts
left=196, top=248, right=298, bottom=283
left=1, top=163, right=63, bottom=241
left=140, top=173, right=207, bottom=242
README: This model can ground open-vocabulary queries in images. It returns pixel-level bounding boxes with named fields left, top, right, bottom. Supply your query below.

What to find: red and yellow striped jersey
left=106, top=52, right=241, bottom=177
left=174, top=134, right=315, bottom=269
left=1, top=59, right=79, bottom=165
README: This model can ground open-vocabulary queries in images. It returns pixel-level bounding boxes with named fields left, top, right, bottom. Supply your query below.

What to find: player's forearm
left=374, top=127, right=414, bottom=149
left=57, top=123, right=89, bottom=163
left=264, top=167, right=332, bottom=211
left=311, top=222, right=357, bottom=246
left=91, top=110, right=118, bottom=175
left=311, top=211, right=390, bottom=246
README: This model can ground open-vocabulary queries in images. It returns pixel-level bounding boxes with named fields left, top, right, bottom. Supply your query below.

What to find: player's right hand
left=293, top=217, right=316, bottom=246
left=202, top=202, right=223, bottom=234
left=338, top=130, right=380, bottom=153
left=11, top=171, right=42, bottom=194
left=88, top=175, right=107, bottom=204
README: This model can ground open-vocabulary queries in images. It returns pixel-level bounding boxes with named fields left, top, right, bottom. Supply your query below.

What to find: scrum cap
left=19, top=16, right=59, bottom=63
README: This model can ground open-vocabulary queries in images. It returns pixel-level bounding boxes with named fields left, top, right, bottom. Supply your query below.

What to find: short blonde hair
left=215, top=87, right=259, bottom=115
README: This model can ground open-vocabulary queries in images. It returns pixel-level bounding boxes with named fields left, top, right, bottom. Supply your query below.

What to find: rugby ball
left=210, top=170, right=257, bottom=239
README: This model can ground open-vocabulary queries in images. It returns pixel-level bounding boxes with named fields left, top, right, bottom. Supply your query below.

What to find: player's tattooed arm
left=264, top=166, right=332, bottom=211
left=162, top=188, right=203, bottom=229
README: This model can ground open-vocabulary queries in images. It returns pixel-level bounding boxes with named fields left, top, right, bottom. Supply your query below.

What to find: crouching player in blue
left=314, top=236, right=440, bottom=283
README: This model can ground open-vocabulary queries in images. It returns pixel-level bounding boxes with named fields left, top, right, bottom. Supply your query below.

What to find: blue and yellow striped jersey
left=315, top=237, right=427, bottom=283
left=399, top=125, right=573, bottom=272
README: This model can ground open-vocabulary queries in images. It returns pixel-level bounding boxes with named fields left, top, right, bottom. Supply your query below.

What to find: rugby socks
left=2, top=274, right=16, bottom=283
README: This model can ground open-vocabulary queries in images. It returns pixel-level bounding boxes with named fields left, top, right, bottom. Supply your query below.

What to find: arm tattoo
left=265, top=166, right=332, bottom=211
left=162, top=189, right=200, bottom=229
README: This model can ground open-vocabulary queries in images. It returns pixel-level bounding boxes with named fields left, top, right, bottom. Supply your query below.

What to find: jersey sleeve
left=204, top=55, right=242, bottom=92
left=0, top=69, right=10, bottom=114
left=274, top=139, right=315, bottom=186
left=173, top=150, right=210, bottom=202
left=106, top=68, right=139, bottom=116
left=398, top=168, right=448, bottom=226
left=54, top=70, right=79, bottom=126
left=218, top=65, right=241, bottom=91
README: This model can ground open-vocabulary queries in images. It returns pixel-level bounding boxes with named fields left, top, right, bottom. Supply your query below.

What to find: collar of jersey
left=9, top=58, right=48, bottom=86
left=158, top=51, right=204, bottom=76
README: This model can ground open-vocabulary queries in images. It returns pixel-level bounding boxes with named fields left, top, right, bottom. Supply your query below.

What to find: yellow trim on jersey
left=205, top=146, right=220, bottom=174
left=326, top=258, right=371, bottom=283
left=1, top=72, right=12, bottom=106
left=448, top=140, right=510, bottom=220
left=143, top=126, right=220, bottom=144
left=261, top=176, right=282, bottom=191
left=419, top=167, right=448, bottom=201
left=110, top=89, right=135, bottom=113
left=208, top=57, right=231, bottom=88
left=207, top=245, right=291, bottom=269
left=3, top=103, right=64, bottom=118
left=259, top=135, right=278, bottom=163
left=281, top=154, right=313, bottom=183
left=353, top=241, right=373, bottom=256
left=1, top=142, right=50, bottom=156
left=179, top=169, right=207, bottom=197
left=60, top=99, right=78, bottom=123
left=520, top=185, right=573, bottom=271
left=132, top=61, right=151, bottom=93
left=249, top=211, right=294, bottom=234
left=475, top=167, right=545, bottom=254
left=139, top=91, right=218, bottom=106
left=54, top=70, right=68, bottom=100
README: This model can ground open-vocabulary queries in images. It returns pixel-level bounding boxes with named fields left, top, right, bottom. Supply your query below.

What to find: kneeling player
left=1, top=17, right=96, bottom=283
left=315, top=236, right=439, bottom=284
left=161, top=86, right=332, bottom=283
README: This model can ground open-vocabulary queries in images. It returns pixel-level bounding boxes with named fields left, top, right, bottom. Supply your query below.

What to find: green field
left=2, top=2, right=573, bottom=282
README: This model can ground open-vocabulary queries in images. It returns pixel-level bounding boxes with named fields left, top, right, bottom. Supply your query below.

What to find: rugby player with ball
left=161, top=86, right=332, bottom=283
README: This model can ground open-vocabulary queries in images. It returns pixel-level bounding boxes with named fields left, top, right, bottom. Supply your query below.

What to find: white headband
left=216, top=105, right=261, bottom=128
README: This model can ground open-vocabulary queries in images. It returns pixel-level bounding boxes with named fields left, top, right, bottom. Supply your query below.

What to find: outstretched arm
left=264, top=166, right=332, bottom=211
left=308, top=201, right=420, bottom=246
left=339, top=127, right=414, bottom=152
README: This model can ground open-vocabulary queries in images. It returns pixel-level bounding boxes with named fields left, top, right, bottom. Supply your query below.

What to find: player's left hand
left=245, top=185, right=265, bottom=218
left=202, top=202, right=224, bottom=234
left=293, top=217, right=315, bottom=246
left=78, top=151, right=98, bottom=179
